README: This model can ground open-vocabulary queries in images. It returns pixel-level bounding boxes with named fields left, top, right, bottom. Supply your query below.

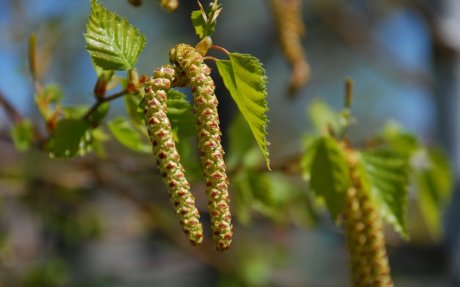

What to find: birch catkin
left=343, top=152, right=393, bottom=287
left=270, top=0, right=310, bottom=95
left=144, top=64, right=203, bottom=246
left=170, top=44, right=233, bottom=251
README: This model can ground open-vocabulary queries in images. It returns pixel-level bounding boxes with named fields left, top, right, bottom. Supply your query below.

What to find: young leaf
left=85, top=0, right=146, bottom=70
left=107, top=117, right=151, bottom=153
left=309, top=136, right=350, bottom=219
left=48, top=119, right=91, bottom=158
left=360, top=150, right=409, bottom=238
left=308, top=100, right=341, bottom=135
left=191, top=10, right=207, bottom=39
left=216, top=53, right=270, bottom=168
left=11, top=119, right=34, bottom=152
left=191, top=0, right=222, bottom=39
left=35, top=84, right=63, bottom=121
left=414, top=148, right=453, bottom=238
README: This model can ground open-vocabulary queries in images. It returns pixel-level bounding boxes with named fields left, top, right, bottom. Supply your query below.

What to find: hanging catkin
left=169, top=44, right=232, bottom=251
left=144, top=64, right=203, bottom=246
left=270, top=0, right=310, bottom=96
left=342, top=152, right=393, bottom=287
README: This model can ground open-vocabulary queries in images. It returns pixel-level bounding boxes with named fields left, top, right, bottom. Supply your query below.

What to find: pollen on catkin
left=169, top=44, right=232, bottom=251
left=270, top=0, right=310, bottom=95
left=342, top=152, right=393, bottom=287
left=144, top=64, right=203, bottom=246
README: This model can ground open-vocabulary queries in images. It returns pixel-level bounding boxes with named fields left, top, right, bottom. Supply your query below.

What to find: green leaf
left=125, top=93, right=144, bottom=128
left=49, top=119, right=91, bottom=158
left=107, top=117, right=151, bottom=153
left=227, top=114, right=263, bottom=170
left=166, top=89, right=195, bottom=139
left=35, top=84, right=63, bottom=120
left=216, top=53, right=270, bottom=168
left=380, top=121, right=420, bottom=156
left=308, top=100, right=341, bottom=135
left=85, top=0, right=146, bottom=70
left=191, top=0, right=221, bottom=39
left=91, top=128, right=110, bottom=158
left=191, top=10, right=207, bottom=39
left=300, top=135, right=319, bottom=181
left=11, top=119, right=34, bottom=152
left=309, top=137, right=350, bottom=219
left=88, top=102, right=110, bottom=125
left=414, top=148, right=453, bottom=238
left=360, top=150, right=409, bottom=238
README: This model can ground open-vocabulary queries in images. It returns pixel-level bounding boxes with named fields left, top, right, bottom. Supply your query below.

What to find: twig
left=0, top=91, right=22, bottom=124
left=82, top=89, right=129, bottom=121
left=210, top=45, right=230, bottom=55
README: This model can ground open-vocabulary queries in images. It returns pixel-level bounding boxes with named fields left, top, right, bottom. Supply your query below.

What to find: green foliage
left=166, top=89, right=195, bottom=139
left=191, top=0, right=222, bottom=39
left=309, top=136, right=350, bottom=219
left=216, top=53, right=270, bottom=169
left=11, top=119, right=34, bottom=152
left=87, top=102, right=109, bottom=126
left=308, top=100, right=341, bottom=135
left=35, top=84, right=63, bottom=121
left=107, top=117, right=151, bottom=153
left=22, top=259, right=70, bottom=287
left=378, top=122, right=453, bottom=238
left=85, top=0, right=146, bottom=70
left=360, top=150, right=409, bottom=238
left=414, top=148, right=453, bottom=238
left=227, top=114, right=263, bottom=170
left=48, top=119, right=91, bottom=158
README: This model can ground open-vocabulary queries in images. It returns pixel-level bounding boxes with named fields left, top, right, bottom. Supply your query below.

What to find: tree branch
left=82, top=89, right=130, bottom=121
left=0, top=91, right=22, bottom=124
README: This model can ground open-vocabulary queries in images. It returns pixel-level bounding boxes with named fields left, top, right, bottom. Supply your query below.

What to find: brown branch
left=0, top=91, right=22, bottom=124
left=82, top=89, right=129, bottom=121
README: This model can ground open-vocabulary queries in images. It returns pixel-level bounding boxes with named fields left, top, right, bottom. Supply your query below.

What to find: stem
left=82, top=89, right=129, bottom=121
left=210, top=45, right=230, bottom=55
left=203, top=56, right=219, bottom=62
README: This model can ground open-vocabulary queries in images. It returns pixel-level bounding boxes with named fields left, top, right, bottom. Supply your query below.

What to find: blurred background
left=0, top=0, right=459, bottom=286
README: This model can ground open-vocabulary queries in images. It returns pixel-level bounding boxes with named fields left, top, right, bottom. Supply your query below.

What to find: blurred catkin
left=270, top=0, right=310, bottom=96
left=342, top=152, right=393, bottom=287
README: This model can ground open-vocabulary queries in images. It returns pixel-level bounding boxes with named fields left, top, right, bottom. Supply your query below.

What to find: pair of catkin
left=143, top=44, right=232, bottom=251
left=343, top=152, right=393, bottom=287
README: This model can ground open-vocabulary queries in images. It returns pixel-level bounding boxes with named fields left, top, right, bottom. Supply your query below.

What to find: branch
left=0, top=91, right=22, bottom=124
left=82, top=89, right=129, bottom=121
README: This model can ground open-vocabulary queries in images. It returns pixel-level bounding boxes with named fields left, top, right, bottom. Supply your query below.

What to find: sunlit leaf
left=11, top=119, right=34, bottom=152
left=360, top=150, right=409, bottom=238
left=216, top=53, right=270, bottom=169
left=85, top=0, right=146, bottom=70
